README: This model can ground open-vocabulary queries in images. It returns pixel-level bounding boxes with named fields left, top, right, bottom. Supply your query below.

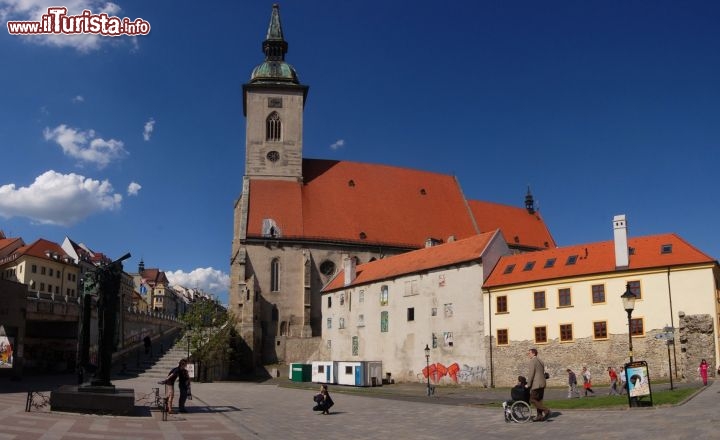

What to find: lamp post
left=424, top=344, right=431, bottom=396
left=186, top=325, right=191, bottom=359
left=620, top=283, right=637, bottom=363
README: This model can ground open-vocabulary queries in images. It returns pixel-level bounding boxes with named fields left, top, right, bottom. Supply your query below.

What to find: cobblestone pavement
left=0, top=374, right=717, bottom=439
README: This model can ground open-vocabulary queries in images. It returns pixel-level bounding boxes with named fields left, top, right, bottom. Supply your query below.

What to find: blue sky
left=1, top=1, right=719, bottom=306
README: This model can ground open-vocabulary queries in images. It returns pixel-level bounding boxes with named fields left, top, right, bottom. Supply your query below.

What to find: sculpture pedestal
left=50, top=385, right=135, bottom=415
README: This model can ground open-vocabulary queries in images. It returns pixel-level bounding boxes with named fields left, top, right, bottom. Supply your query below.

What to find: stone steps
left=127, top=341, right=190, bottom=379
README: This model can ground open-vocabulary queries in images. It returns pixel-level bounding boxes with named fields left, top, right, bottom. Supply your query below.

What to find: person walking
left=525, top=348, right=550, bottom=421
left=698, top=359, right=709, bottom=386
left=618, top=366, right=627, bottom=395
left=581, top=366, right=595, bottom=397
left=143, top=335, right=152, bottom=356
left=566, top=368, right=580, bottom=398
left=607, top=367, right=620, bottom=395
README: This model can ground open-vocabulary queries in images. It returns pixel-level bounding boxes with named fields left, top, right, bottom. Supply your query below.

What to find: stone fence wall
left=488, top=313, right=716, bottom=388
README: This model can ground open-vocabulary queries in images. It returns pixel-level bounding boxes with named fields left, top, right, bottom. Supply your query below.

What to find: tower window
left=270, top=258, right=280, bottom=292
left=266, top=112, right=281, bottom=141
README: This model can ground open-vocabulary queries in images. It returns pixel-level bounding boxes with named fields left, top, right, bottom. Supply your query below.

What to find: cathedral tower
left=242, top=4, right=308, bottom=181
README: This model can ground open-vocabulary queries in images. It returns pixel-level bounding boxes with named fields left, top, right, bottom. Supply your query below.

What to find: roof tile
left=484, top=233, right=715, bottom=288
left=323, top=231, right=499, bottom=291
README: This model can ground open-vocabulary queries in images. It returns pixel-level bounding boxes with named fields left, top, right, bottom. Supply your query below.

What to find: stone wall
left=487, top=314, right=716, bottom=388
left=282, top=335, right=323, bottom=364
left=677, top=312, right=716, bottom=379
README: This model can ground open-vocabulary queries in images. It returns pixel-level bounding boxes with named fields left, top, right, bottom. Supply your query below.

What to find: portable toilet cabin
left=337, top=361, right=382, bottom=386
left=289, top=363, right=312, bottom=382
left=312, top=361, right=337, bottom=384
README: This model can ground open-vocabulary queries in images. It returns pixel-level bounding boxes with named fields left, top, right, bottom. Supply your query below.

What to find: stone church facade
left=230, top=5, right=556, bottom=371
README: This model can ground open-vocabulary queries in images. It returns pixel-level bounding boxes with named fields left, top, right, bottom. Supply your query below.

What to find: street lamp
left=186, top=325, right=191, bottom=359
left=424, top=344, right=431, bottom=396
left=620, top=283, right=637, bottom=363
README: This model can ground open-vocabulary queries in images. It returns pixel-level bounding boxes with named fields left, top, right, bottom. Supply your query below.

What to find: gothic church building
left=230, top=5, right=555, bottom=370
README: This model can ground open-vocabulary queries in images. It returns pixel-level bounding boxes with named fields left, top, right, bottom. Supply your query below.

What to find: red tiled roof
left=483, top=233, right=715, bottom=288
left=0, top=236, right=25, bottom=266
left=248, top=180, right=304, bottom=237
left=469, top=200, right=555, bottom=249
left=246, top=159, right=552, bottom=249
left=0, top=236, right=25, bottom=259
left=16, top=238, right=72, bottom=261
left=141, top=268, right=169, bottom=285
left=323, top=231, right=500, bottom=292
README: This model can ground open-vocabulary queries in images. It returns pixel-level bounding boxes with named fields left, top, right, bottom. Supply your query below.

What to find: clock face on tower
left=266, top=151, right=280, bottom=162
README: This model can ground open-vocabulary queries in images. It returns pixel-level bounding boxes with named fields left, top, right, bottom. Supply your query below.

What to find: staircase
left=131, top=339, right=190, bottom=380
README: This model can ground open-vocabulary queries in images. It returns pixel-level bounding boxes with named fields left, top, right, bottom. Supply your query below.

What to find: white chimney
left=613, top=214, right=629, bottom=269
left=344, top=257, right=356, bottom=286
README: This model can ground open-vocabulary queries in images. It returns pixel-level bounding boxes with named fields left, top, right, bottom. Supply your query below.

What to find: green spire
left=266, top=4, right=284, bottom=41
left=263, top=4, right=288, bottom=61
left=249, top=4, right=301, bottom=85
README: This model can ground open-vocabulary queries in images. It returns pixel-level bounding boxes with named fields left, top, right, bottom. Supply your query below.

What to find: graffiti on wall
left=422, top=362, right=488, bottom=386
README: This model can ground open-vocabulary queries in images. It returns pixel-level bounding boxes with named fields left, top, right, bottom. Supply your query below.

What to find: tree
left=180, top=298, right=238, bottom=381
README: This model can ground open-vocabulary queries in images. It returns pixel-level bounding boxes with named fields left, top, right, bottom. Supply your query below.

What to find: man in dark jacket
left=164, top=359, right=190, bottom=414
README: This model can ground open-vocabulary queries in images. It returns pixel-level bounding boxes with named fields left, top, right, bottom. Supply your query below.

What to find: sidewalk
left=0, top=374, right=714, bottom=439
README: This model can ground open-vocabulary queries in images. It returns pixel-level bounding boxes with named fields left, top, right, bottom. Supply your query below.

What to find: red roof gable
left=16, top=238, right=73, bottom=262
left=484, top=233, right=715, bottom=288
left=469, top=200, right=555, bottom=249
left=323, top=231, right=499, bottom=292
left=0, top=235, right=25, bottom=266
left=141, top=268, right=169, bottom=285
left=246, top=159, right=553, bottom=249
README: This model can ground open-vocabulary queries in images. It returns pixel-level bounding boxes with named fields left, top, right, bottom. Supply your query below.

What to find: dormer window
left=544, top=258, right=556, bottom=268
left=661, top=244, right=672, bottom=254
left=566, top=255, right=578, bottom=265
left=266, top=112, right=281, bottom=141
left=523, top=261, right=536, bottom=271
left=503, top=264, right=515, bottom=274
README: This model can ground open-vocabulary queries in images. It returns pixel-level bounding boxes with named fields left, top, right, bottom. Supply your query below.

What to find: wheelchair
left=503, top=399, right=533, bottom=423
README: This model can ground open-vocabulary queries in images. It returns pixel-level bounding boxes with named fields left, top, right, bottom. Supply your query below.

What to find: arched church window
left=270, top=258, right=280, bottom=292
left=266, top=112, right=281, bottom=141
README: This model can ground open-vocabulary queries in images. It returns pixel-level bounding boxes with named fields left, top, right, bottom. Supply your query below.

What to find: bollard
left=162, top=397, right=168, bottom=421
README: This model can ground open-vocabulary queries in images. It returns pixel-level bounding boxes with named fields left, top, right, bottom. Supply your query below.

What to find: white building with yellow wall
left=483, top=215, right=719, bottom=387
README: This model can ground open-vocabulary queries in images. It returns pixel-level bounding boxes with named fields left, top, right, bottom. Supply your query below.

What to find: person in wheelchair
left=504, top=376, right=531, bottom=422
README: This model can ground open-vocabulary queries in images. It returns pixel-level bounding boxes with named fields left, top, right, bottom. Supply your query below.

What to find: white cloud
left=1, top=0, right=130, bottom=52
left=166, top=267, right=230, bottom=296
left=143, top=118, right=155, bottom=141
left=71, top=95, right=84, bottom=103
left=0, top=170, right=122, bottom=226
left=44, top=124, right=127, bottom=169
left=329, top=139, right=345, bottom=150
left=127, top=181, right=141, bottom=196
